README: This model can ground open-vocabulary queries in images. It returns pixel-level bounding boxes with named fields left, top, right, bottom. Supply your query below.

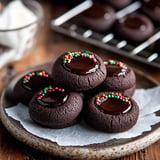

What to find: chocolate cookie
left=85, top=92, right=139, bottom=133
left=100, top=60, right=136, bottom=97
left=116, top=14, right=154, bottom=42
left=142, top=0, right=160, bottom=23
left=104, top=0, right=132, bottom=9
left=52, top=51, right=106, bottom=91
left=80, top=2, right=116, bottom=32
left=12, top=70, right=54, bottom=105
left=29, top=86, right=83, bottom=129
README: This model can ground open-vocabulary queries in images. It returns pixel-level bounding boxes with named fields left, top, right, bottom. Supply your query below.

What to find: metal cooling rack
left=51, top=0, right=160, bottom=68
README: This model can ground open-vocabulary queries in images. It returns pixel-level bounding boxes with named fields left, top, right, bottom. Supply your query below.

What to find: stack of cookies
left=12, top=51, right=139, bottom=133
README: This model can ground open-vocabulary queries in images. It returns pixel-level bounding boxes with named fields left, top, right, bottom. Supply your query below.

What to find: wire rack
left=51, top=0, right=160, bottom=68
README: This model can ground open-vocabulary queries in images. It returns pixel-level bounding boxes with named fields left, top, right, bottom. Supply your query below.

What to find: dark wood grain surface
left=0, top=1, right=160, bottom=159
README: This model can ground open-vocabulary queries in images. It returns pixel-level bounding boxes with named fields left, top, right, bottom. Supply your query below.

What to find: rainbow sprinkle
left=22, top=71, right=49, bottom=84
left=63, top=51, right=97, bottom=64
left=104, top=60, right=127, bottom=70
left=37, top=85, right=65, bottom=100
left=95, top=92, right=131, bottom=106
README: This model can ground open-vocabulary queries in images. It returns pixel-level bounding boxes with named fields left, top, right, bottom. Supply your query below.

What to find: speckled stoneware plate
left=0, top=62, right=160, bottom=160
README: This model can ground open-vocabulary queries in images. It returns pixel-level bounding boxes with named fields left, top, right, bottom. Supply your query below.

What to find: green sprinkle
left=44, top=88, right=48, bottom=91
left=75, top=54, right=78, bottom=57
left=44, top=90, right=47, bottom=93
left=63, top=61, right=67, bottom=63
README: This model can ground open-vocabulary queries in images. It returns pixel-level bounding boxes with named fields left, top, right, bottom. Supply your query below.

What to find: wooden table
left=0, top=1, right=159, bottom=159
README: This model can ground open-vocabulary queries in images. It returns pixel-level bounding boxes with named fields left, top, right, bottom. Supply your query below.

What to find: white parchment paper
left=5, top=87, right=160, bottom=146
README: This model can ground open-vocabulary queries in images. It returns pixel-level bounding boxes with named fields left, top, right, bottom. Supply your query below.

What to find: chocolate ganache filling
left=104, top=60, right=127, bottom=77
left=22, top=71, right=53, bottom=92
left=37, top=86, right=68, bottom=107
left=95, top=93, right=131, bottom=115
left=63, top=51, right=99, bottom=75
left=122, top=15, right=147, bottom=31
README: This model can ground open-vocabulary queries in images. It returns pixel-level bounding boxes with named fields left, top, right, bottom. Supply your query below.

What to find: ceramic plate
left=0, top=62, right=160, bottom=159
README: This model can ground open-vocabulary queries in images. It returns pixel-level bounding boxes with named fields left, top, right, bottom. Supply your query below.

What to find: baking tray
left=51, top=0, right=160, bottom=68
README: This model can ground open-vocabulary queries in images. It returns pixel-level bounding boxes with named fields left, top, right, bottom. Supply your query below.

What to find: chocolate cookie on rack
left=142, top=0, right=160, bottom=23
left=29, top=85, right=83, bottom=128
left=80, top=2, right=116, bottom=32
left=85, top=91, right=139, bottom=133
left=52, top=51, right=106, bottom=91
left=116, top=13, right=154, bottom=42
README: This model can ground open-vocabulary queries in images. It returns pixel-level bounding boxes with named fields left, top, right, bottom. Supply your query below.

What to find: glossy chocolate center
left=97, top=98, right=131, bottom=115
left=22, top=75, right=53, bottom=92
left=84, top=3, right=110, bottom=19
left=37, top=90, right=68, bottom=107
left=106, top=65, right=127, bottom=77
left=123, top=16, right=146, bottom=31
left=143, top=0, right=160, bottom=10
left=64, top=56, right=98, bottom=75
